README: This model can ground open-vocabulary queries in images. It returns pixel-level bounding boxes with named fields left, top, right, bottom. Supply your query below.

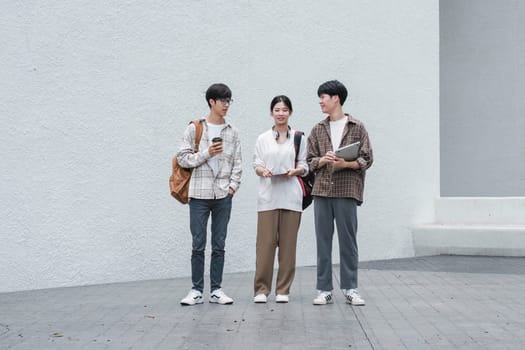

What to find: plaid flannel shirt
left=306, top=114, right=373, bottom=205
left=176, top=119, right=242, bottom=200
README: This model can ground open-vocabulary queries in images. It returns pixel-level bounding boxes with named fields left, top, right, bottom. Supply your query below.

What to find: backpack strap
left=191, top=120, right=204, bottom=152
left=293, top=130, right=304, bottom=161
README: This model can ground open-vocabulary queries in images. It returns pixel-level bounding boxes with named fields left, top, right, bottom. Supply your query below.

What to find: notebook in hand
left=335, top=141, right=360, bottom=161
left=268, top=159, right=294, bottom=175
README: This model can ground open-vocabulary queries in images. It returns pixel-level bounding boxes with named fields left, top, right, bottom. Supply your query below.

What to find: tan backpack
left=169, top=120, right=203, bottom=204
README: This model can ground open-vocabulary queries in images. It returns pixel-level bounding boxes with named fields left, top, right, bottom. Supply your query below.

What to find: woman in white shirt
left=252, top=95, right=308, bottom=303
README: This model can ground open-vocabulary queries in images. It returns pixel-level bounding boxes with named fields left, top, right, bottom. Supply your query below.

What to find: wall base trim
left=413, top=224, right=525, bottom=257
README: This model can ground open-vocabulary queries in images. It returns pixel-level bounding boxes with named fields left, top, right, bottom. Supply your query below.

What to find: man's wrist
left=350, top=160, right=360, bottom=169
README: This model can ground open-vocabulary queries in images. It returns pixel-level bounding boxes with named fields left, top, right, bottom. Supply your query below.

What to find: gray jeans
left=314, top=196, right=358, bottom=291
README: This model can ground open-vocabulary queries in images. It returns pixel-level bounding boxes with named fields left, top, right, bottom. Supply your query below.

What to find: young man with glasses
left=177, top=83, right=242, bottom=305
left=306, top=80, right=373, bottom=306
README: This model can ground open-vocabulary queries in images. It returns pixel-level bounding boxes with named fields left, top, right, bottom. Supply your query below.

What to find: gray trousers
left=314, top=196, right=358, bottom=291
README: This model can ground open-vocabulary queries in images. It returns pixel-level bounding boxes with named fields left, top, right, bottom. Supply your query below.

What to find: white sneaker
left=345, top=289, right=365, bottom=306
left=180, top=289, right=203, bottom=306
left=275, top=294, right=289, bottom=303
left=253, top=294, right=267, bottom=303
left=313, top=291, right=333, bottom=305
left=210, top=289, right=234, bottom=305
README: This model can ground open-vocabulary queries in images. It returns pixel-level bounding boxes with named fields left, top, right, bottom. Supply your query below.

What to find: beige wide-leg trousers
left=254, top=209, right=302, bottom=296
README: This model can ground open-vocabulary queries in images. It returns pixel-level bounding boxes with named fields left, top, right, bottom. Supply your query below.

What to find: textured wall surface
left=0, top=1, right=439, bottom=293
left=440, top=0, right=525, bottom=196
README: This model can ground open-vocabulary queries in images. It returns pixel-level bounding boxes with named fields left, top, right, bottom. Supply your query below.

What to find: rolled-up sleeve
left=356, top=126, right=373, bottom=171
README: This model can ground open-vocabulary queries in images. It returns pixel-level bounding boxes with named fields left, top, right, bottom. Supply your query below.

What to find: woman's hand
left=286, top=168, right=305, bottom=177
left=256, top=166, right=273, bottom=177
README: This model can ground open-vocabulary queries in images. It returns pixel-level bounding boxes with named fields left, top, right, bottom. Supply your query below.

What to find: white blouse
left=253, top=129, right=309, bottom=212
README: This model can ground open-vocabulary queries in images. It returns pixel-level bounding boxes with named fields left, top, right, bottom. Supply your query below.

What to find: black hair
left=205, top=83, right=232, bottom=108
left=270, top=95, right=293, bottom=112
left=317, top=80, right=348, bottom=105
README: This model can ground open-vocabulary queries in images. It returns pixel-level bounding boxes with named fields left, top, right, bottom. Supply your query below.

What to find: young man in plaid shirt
left=177, top=83, right=242, bottom=306
left=306, top=80, right=373, bottom=306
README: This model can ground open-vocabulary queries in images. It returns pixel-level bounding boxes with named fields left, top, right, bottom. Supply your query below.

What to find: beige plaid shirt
left=177, top=119, right=242, bottom=200
left=306, top=114, right=373, bottom=205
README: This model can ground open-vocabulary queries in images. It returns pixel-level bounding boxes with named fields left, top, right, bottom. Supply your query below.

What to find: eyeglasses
left=217, top=98, right=233, bottom=105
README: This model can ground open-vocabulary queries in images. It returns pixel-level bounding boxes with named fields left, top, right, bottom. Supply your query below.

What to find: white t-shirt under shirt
left=207, top=122, right=225, bottom=176
left=253, top=129, right=308, bottom=212
left=330, top=116, right=347, bottom=151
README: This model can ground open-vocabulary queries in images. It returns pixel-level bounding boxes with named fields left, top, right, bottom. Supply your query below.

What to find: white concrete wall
left=0, top=1, right=439, bottom=293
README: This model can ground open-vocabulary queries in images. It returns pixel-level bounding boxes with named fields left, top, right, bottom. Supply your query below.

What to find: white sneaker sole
left=345, top=297, right=365, bottom=306
left=209, top=299, right=233, bottom=305
left=180, top=299, right=203, bottom=306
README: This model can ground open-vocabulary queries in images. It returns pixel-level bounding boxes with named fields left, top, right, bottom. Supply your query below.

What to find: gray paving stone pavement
left=1, top=255, right=525, bottom=349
